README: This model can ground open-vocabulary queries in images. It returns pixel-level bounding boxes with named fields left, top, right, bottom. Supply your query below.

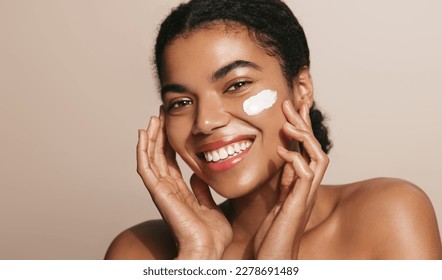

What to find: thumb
left=190, top=173, right=217, bottom=209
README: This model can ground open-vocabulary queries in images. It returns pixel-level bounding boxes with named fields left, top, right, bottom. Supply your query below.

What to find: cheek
left=227, top=89, right=291, bottom=147
left=242, top=89, right=277, bottom=116
left=165, top=118, right=190, bottom=154
left=239, top=88, right=288, bottom=128
left=248, top=93, right=292, bottom=148
left=225, top=88, right=283, bottom=121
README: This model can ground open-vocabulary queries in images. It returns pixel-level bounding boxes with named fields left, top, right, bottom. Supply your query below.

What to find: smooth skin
left=105, top=25, right=442, bottom=260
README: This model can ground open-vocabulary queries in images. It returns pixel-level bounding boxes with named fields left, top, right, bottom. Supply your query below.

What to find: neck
left=225, top=168, right=283, bottom=239
left=224, top=168, right=328, bottom=241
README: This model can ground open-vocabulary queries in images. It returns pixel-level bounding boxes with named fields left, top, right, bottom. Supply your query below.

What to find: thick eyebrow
left=161, top=84, right=188, bottom=99
left=160, top=60, right=261, bottom=99
left=211, top=60, right=261, bottom=82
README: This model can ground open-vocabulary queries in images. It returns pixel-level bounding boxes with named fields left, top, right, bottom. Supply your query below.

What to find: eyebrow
left=211, top=60, right=261, bottom=82
left=161, top=84, right=188, bottom=98
left=160, top=60, right=261, bottom=98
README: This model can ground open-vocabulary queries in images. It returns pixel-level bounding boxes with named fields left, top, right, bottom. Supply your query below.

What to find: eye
left=225, top=80, right=252, bottom=93
left=167, top=98, right=193, bottom=112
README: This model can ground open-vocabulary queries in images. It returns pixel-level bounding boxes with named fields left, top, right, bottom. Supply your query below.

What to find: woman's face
left=161, top=25, right=304, bottom=198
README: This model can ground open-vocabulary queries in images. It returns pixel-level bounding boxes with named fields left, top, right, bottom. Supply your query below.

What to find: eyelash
left=167, top=99, right=193, bottom=112
left=166, top=80, right=251, bottom=112
left=225, top=80, right=252, bottom=92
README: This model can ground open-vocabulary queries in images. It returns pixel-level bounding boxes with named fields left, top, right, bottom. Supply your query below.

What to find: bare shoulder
left=333, top=177, right=442, bottom=259
left=105, top=219, right=177, bottom=260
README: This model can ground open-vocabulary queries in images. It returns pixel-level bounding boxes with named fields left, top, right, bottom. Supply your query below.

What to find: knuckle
left=281, top=174, right=295, bottom=186
left=136, top=145, right=143, bottom=152
left=318, top=153, right=330, bottom=166
left=324, top=155, right=330, bottom=166
left=305, top=131, right=319, bottom=142
left=292, top=152, right=304, bottom=162
left=317, top=152, right=327, bottom=161
left=137, top=162, right=150, bottom=175
left=297, top=129, right=309, bottom=141
left=304, top=169, right=315, bottom=181
left=136, top=166, right=144, bottom=176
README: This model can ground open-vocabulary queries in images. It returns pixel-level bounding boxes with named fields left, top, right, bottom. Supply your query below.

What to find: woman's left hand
left=253, top=100, right=329, bottom=259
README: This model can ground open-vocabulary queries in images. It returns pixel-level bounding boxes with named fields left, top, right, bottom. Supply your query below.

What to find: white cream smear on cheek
left=242, top=89, right=277, bottom=116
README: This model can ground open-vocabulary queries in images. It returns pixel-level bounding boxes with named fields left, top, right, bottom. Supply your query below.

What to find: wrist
left=175, top=249, right=220, bottom=260
left=175, top=254, right=216, bottom=260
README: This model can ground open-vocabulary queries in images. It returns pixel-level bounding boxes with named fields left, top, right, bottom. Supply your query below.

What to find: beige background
left=1, top=0, right=441, bottom=259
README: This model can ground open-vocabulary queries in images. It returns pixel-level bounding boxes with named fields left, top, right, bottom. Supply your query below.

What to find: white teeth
left=234, top=143, right=241, bottom=153
left=212, top=151, right=220, bottom=162
left=227, top=145, right=235, bottom=155
left=219, top=148, right=228, bottom=160
left=205, top=152, right=212, bottom=162
left=202, top=140, right=253, bottom=162
left=240, top=142, right=246, bottom=150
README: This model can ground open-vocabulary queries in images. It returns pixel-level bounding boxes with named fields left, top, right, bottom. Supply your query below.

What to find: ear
left=291, top=67, right=314, bottom=111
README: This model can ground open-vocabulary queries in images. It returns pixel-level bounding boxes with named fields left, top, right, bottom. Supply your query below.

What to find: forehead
left=160, top=24, right=277, bottom=84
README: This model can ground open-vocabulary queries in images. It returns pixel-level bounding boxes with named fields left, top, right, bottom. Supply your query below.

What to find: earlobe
left=292, top=67, right=314, bottom=111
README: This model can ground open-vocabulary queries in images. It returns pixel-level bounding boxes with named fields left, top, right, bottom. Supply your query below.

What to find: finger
left=160, top=106, right=184, bottom=180
left=277, top=146, right=314, bottom=204
left=146, top=116, right=162, bottom=177
left=301, top=103, right=312, bottom=128
left=282, top=100, right=312, bottom=133
left=257, top=146, right=320, bottom=259
left=154, top=106, right=170, bottom=176
left=282, top=101, right=316, bottom=165
left=282, top=122, right=329, bottom=184
left=300, top=104, right=313, bottom=162
left=164, top=137, right=183, bottom=180
left=278, top=146, right=317, bottom=202
left=137, top=127, right=159, bottom=187
left=299, top=144, right=310, bottom=165
left=278, top=162, right=297, bottom=203
left=259, top=148, right=315, bottom=249
left=282, top=123, right=326, bottom=165
left=280, top=127, right=328, bottom=203
left=190, top=173, right=218, bottom=210
left=255, top=200, right=298, bottom=259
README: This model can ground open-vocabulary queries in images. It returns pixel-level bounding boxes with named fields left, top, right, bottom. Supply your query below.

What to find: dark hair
left=154, top=0, right=332, bottom=154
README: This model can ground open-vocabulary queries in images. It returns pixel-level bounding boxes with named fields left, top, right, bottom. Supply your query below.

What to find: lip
left=195, top=135, right=255, bottom=173
left=196, top=135, right=256, bottom=153
left=206, top=147, right=251, bottom=172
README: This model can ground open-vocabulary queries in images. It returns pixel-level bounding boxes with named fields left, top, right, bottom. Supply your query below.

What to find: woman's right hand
left=137, top=107, right=232, bottom=259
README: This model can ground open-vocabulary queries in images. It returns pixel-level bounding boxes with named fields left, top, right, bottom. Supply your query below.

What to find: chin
left=203, top=158, right=285, bottom=199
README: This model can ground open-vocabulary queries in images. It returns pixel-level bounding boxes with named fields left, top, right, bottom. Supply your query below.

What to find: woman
left=105, top=0, right=442, bottom=259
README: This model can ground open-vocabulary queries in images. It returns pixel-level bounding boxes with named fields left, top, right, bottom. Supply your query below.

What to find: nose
left=191, top=94, right=230, bottom=135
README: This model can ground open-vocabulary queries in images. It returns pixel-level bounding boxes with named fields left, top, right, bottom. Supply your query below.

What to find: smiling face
left=161, top=24, right=303, bottom=198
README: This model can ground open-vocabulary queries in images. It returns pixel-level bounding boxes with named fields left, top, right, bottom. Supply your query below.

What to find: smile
left=203, top=140, right=252, bottom=162
left=196, top=135, right=255, bottom=172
